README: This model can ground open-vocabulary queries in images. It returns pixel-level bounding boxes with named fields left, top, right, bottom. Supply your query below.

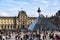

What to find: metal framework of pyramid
left=28, top=14, right=58, bottom=31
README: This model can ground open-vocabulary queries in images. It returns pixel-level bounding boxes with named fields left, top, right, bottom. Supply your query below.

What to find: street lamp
left=37, top=7, right=41, bottom=17
left=37, top=7, right=41, bottom=34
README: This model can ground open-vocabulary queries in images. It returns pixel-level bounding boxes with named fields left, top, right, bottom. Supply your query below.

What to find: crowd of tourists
left=0, top=31, right=60, bottom=40
left=15, top=31, right=60, bottom=40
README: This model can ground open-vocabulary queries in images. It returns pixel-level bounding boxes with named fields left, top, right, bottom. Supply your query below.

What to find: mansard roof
left=18, top=10, right=27, bottom=17
left=0, top=10, right=37, bottom=19
left=0, top=16, right=17, bottom=19
left=28, top=17, right=37, bottom=20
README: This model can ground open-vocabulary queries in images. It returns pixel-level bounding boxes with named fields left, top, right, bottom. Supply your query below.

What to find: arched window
left=21, top=25, right=24, bottom=28
left=11, top=26, right=12, bottom=29
left=5, top=26, right=6, bottom=29
left=22, top=25, right=24, bottom=28
left=18, top=26, right=19, bottom=29
left=8, top=26, right=9, bottom=29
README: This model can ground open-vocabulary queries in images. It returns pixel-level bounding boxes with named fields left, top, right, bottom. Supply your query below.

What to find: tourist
left=55, top=35, right=59, bottom=40
left=0, top=35, right=2, bottom=40
left=23, top=34, right=28, bottom=40
left=2, top=35, right=6, bottom=40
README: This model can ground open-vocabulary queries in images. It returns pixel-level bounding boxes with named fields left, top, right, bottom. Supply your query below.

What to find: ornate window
left=3, top=19, right=5, bottom=24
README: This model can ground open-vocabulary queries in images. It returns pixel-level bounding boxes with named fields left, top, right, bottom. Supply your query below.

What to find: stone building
left=0, top=10, right=36, bottom=31
left=0, top=10, right=60, bottom=31
left=48, top=10, right=60, bottom=28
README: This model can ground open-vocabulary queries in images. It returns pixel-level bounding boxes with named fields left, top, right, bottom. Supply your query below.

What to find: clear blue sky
left=0, top=0, right=60, bottom=17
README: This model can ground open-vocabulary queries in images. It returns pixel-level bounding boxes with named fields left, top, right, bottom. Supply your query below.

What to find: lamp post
left=37, top=7, right=41, bottom=17
left=37, top=7, right=41, bottom=34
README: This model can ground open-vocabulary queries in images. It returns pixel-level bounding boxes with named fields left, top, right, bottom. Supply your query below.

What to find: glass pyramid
left=28, top=14, right=58, bottom=31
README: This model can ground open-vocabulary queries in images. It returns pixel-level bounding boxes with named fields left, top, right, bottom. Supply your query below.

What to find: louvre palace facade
left=0, top=10, right=37, bottom=31
left=0, top=10, right=60, bottom=31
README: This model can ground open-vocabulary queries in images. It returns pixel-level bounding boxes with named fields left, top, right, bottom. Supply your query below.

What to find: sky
left=0, top=0, right=60, bottom=17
